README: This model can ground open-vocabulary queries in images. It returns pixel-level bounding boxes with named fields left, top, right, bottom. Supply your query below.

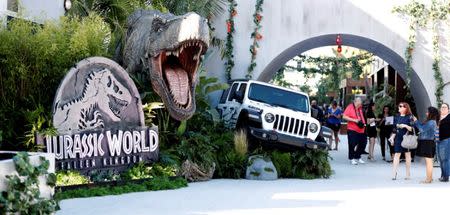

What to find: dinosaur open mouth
left=108, top=95, right=129, bottom=118
left=153, top=39, right=206, bottom=108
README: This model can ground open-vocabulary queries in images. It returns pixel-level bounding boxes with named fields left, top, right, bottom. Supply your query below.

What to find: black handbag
left=353, top=104, right=365, bottom=129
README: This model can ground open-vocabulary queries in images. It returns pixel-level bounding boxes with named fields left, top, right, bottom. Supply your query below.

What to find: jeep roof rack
left=228, top=79, right=250, bottom=84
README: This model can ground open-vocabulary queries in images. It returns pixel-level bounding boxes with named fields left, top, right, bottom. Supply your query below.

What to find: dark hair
left=442, top=103, right=449, bottom=109
left=366, top=102, right=375, bottom=115
left=332, top=101, right=338, bottom=106
left=427, top=106, right=439, bottom=122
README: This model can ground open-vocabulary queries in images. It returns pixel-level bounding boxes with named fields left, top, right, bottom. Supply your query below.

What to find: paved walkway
left=58, top=135, right=449, bottom=215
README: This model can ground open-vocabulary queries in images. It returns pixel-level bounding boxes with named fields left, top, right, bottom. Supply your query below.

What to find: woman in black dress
left=413, top=106, right=439, bottom=183
left=366, top=102, right=378, bottom=161
left=378, top=106, right=394, bottom=161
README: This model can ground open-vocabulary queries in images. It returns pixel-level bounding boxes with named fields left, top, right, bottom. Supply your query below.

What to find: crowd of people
left=310, top=98, right=450, bottom=183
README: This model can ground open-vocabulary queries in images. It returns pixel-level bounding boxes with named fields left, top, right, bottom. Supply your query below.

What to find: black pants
left=380, top=133, right=394, bottom=158
left=348, top=130, right=367, bottom=160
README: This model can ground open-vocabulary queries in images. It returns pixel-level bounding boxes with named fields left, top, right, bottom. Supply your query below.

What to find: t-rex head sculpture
left=121, top=9, right=209, bottom=121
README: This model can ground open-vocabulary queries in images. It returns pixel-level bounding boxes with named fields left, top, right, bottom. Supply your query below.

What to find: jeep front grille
left=273, top=114, right=309, bottom=136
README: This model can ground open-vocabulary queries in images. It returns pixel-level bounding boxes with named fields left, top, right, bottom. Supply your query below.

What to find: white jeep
left=217, top=80, right=330, bottom=149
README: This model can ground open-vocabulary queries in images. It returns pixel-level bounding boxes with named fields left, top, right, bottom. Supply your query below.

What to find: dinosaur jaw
left=108, top=94, right=129, bottom=119
left=150, top=39, right=206, bottom=121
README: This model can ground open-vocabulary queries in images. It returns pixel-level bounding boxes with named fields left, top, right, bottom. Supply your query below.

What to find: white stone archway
left=204, top=0, right=450, bottom=116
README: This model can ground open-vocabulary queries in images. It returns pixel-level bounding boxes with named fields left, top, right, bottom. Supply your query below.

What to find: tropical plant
left=56, top=171, right=90, bottom=186
left=142, top=102, right=165, bottom=126
left=271, top=151, right=292, bottom=178
left=292, top=149, right=332, bottom=179
left=0, top=15, right=110, bottom=151
left=177, top=132, right=216, bottom=170
left=122, top=162, right=153, bottom=180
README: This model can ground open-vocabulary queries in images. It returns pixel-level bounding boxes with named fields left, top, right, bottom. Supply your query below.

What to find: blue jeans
left=437, top=138, right=450, bottom=177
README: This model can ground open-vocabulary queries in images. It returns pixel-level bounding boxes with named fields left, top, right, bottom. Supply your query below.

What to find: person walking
left=388, top=102, right=414, bottom=180
left=326, top=101, right=342, bottom=150
left=311, top=100, right=324, bottom=125
left=437, top=103, right=450, bottom=182
left=413, top=107, right=439, bottom=183
left=343, top=97, right=367, bottom=165
left=366, top=102, right=378, bottom=161
left=378, top=105, right=394, bottom=162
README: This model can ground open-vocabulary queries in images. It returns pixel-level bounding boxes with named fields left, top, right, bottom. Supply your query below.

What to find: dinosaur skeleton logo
left=52, top=57, right=142, bottom=134
left=53, top=68, right=132, bottom=133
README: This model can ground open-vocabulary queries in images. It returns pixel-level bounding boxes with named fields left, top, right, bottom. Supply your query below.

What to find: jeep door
left=217, top=82, right=247, bottom=128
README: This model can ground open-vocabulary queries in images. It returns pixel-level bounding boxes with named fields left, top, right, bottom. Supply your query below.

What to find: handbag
left=353, top=104, right=365, bottom=129
left=401, top=127, right=418, bottom=149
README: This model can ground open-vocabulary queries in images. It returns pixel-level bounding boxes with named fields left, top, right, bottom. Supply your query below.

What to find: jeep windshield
left=248, top=83, right=309, bottom=113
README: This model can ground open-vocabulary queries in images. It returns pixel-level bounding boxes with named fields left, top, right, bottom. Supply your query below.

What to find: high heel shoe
left=392, top=173, right=397, bottom=180
left=420, top=179, right=432, bottom=184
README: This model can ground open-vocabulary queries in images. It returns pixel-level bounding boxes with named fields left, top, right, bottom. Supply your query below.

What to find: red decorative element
left=226, top=21, right=231, bottom=33
left=255, top=33, right=263, bottom=40
left=337, top=45, right=342, bottom=53
left=252, top=47, right=257, bottom=55
left=231, top=10, right=237, bottom=17
left=256, top=14, right=262, bottom=22
left=336, top=34, right=342, bottom=45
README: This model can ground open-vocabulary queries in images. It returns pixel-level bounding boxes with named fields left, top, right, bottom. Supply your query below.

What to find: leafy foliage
left=270, top=151, right=292, bottom=178
left=55, top=177, right=188, bottom=200
left=121, top=162, right=178, bottom=180
left=56, top=171, right=90, bottom=186
left=392, top=0, right=449, bottom=106
left=223, top=0, right=237, bottom=80
left=0, top=152, right=58, bottom=214
left=291, top=149, right=332, bottom=179
left=0, top=15, right=111, bottom=151
left=246, top=0, right=264, bottom=78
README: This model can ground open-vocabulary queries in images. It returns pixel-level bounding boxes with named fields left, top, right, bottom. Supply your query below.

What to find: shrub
left=54, top=177, right=188, bottom=200
left=292, top=149, right=332, bottom=179
left=271, top=151, right=292, bottom=178
left=0, top=14, right=111, bottom=151
left=234, top=130, right=248, bottom=157
left=56, top=171, right=90, bottom=186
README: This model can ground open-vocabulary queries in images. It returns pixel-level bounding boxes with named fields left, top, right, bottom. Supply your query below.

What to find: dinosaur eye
left=107, top=76, right=112, bottom=87
left=152, top=18, right=165, bottom=33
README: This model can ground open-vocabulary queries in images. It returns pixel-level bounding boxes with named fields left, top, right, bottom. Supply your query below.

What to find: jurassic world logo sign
left=37, top=57, right=158, bottom=173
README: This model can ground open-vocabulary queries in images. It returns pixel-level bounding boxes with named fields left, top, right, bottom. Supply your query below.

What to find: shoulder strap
left=353, top=103, right=361, bottom=120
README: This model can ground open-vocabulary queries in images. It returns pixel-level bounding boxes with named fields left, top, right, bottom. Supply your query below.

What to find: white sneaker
left=358, top=158, right=365, bottom=164
left=351, top=159, right=358, bottom=165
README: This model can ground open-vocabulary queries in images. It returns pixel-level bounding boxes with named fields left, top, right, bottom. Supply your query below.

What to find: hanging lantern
left=256, top=14, right=262, bottom=22
left=336, top=34, right=342, bottom=53
left=336, top=34, right=342, bottom=45
left=255, top=33, right=263, bottom=40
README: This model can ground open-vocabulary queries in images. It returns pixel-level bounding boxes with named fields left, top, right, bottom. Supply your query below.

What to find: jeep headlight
left=264, top=113, right=275, bottom=123
left=309, top=123, right=319, bottom=133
